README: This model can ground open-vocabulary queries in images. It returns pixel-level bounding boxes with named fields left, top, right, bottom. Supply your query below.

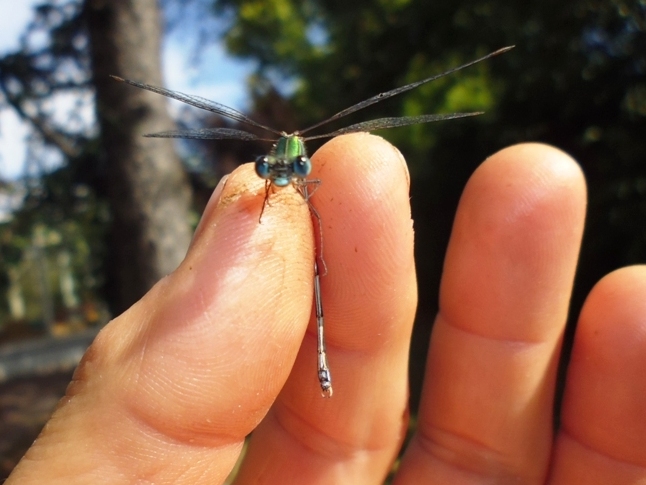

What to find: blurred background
left=0, top=0, right=644, bottom=478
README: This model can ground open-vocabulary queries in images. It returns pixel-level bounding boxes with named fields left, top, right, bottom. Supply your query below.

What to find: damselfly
left=112, top=45, right=513, bottom=398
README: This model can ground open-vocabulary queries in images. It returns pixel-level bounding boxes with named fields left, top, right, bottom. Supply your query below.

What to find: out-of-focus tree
left=0, top=1, right=105, bottom=332
left=0, top=0, right=194, bottom=322
left=83, top=0, right=192, bottom=313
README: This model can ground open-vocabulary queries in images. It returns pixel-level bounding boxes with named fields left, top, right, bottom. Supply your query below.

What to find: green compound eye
left=293, top=156, right=311, bottom=178
left=254, top=155, right=271, bottom=179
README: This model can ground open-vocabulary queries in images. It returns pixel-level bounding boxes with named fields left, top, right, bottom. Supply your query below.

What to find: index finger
left=235, top=133, right=418, bottom=484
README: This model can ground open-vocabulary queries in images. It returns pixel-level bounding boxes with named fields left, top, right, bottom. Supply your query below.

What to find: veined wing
left=303, top=112, right=483, bottom=141
left=298, top=46, right=514, bottom=135
left=110, top=76, right=283, bottom=137
left=144, top=127, right=275, bottom=141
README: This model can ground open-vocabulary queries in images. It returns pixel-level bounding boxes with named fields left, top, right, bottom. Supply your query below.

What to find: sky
left=0, top=0, right=253, bottom=180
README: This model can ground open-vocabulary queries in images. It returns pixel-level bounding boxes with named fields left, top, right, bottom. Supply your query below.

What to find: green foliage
left=214, top=1, right=515, bottom=147
left=216, top=0, right=324, bottom=72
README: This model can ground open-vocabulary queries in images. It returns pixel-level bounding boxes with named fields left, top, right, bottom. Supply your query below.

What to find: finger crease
left=439, top=310, right=554, bottom=348
left=415, top=423, right=520, bottom=479
left=272, top=402, right=386, bottom=461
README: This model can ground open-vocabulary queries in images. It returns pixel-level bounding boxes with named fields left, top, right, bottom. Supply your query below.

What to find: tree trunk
left=83, top=0, right=192, bottom=314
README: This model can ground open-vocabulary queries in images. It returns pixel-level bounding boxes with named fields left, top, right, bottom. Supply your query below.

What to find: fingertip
left=578, top=265, right=646, bottom=332
left=568, top=265, right=646, bottom=382
left=463, top=142, right=587, bottom=238
left=486, top=142, right=581, bottom=173
left=478, top=143, right=587, bottom=211
left=276, top=134, right=417, bottom=401
left=307, top=133, right=416, bottom=350
left=561, top=265, right=646, bottom=465
left=441, top=142, right=587, bottom=342
left=312, top=133, right=411, bottom=210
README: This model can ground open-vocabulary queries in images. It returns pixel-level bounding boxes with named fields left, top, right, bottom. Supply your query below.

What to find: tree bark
left=83, top=0, right=192, bottom=314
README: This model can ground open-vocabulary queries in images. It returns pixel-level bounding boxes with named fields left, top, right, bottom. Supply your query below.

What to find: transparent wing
left=298, top=46, right=514, bottom=135
left=303, top=112, right=483, bottom=141
left=110, top=76, right=283, bottom=137
left=144, top=127, right=274, bottom=141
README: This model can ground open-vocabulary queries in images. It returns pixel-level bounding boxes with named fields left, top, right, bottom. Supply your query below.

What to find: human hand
left=7, top=135, right=646, bottom=484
